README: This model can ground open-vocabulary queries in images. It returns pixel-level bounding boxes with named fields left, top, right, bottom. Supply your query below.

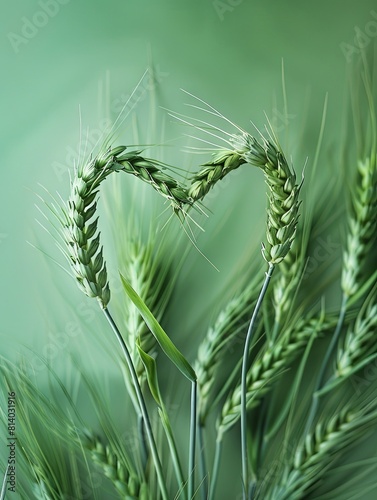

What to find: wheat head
left=337, top=294, right=377, bottom=378
left=59, top=146, right=192, bottom=308
left=342, top=155, right=377, bottom=297
left=218, top=314, right=330, bottom=438
left=264, top=404, right=377, bottom=500
left=83, top=429, right=147, bottom=499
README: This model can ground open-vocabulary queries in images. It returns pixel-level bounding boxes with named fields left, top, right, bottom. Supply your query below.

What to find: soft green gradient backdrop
left=1, top=1, right=376, bottom=497
left=2, top=0, right=375, bottom=359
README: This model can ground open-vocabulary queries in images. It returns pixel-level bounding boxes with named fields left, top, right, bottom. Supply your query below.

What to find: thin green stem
left=209, top=438, right=223, bottom=500
left=241, top=263, right=275, bottom=500
left=197, top=424, right=208, bottom=500
left=188, top=381, right=198, bottom=499
left=158, top=407, right=186, bottom=500
left=304, top=294, right=348, bottom=435
left=137, top=414, right=148, bottom=470
left=102, top=308, right=168, bottom=500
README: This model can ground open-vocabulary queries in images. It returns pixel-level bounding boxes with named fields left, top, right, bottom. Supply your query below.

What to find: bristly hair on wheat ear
left=45, top=145, right=193, bottom=309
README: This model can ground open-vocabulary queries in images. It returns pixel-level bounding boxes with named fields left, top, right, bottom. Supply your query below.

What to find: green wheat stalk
left=41, top=143, right=196, bottom=500
left=173, top=94, right=303, bottom=497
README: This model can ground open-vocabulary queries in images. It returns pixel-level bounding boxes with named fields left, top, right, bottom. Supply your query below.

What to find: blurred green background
left=2, top=0, right=375, bottom=362
left=1, top=0, right=376, bottom=498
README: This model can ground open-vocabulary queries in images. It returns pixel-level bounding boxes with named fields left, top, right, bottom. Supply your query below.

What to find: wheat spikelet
left=123, top=239, right=160, bottom=381
left=173, top=98, right=302, bottom=261
left=83, top=429, right=147, bottom=499
left=264, top=405, right=377, bottom=500
left=59, top=146, right=192, bottom=308
left=257, top=139, right=302, bottom=265
left=217, top=315, right=329, bottom=437
left=188, top=147, right=246, bottom=201
left=337, top=294, right=377, bottom=378
left=188, top=130, right=302, bottom=264
left=187, top=132, right=270, bottom=202
left=341, top=155, right=377, bottom=297
left=121, top=236, right=173, bottom=384
left=271, top=238, right=305, bottom=336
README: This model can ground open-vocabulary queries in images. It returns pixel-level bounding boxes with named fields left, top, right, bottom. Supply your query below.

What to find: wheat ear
left=188, top=130, right=302, bottom=266
left=307, top=153, right=377, bottom=431
left=57, top=145, right=192, bottom=308
left=50, top=144, right=179, bottom=499
left=188, top=145, right=246, bottom=201
left=121, top=236, right=173, bottom=384
left=341, top=155, right=377, bottom=297
left=218, top=315, right=330, bottom=438
left=264, top=404, right=377, bottom=500
left=336, top=293, right=377, bottom=379
left=270, top=237, right=305, bottom=343
left=83, top=430, right=147, bottom=499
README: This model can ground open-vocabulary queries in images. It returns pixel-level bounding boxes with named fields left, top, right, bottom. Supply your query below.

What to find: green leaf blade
left=120, top=273, right=196, bottom=382
left=136, top=342, right=163, bottom=407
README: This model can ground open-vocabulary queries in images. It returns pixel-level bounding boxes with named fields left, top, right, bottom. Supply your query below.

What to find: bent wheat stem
left=103, top=308, right=168, bottom=500
left=241, top=263, right=275, bottom=499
